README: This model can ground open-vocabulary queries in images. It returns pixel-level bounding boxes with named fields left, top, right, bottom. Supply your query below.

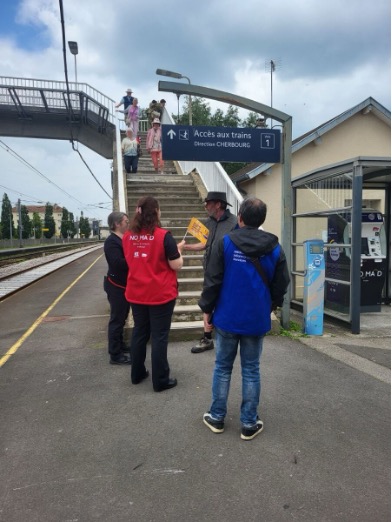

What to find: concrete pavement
left=0, top=250, right=390, bottom=521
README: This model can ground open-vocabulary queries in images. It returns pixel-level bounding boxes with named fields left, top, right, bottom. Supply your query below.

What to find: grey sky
left=0, top=0, right=390, bottom=222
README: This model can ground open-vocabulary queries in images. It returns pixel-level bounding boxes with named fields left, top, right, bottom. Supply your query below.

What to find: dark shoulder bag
left=250, top=257, right=278, bottom=311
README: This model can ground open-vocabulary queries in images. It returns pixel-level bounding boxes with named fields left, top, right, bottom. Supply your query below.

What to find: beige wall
left=240, top=111, right=391, bottom=238
left=12, top=207, right=63, bottom=237
left=292, top=112, right=390, bottom=178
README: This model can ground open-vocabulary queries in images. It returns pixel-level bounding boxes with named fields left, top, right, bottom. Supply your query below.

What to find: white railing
left=160, top=109, right=243, bottom=213
left=0, top=76, right=118, bottom=123
left=116, top=117, right=149, bottom=133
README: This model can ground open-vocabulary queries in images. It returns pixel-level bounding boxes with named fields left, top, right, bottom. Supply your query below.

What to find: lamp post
left=156, top=68, right=192, bottom=125
left=68, top=41, right=79, bottom=86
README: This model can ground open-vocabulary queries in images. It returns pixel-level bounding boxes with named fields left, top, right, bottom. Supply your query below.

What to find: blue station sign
left=161, top=125, right=281, bottom=163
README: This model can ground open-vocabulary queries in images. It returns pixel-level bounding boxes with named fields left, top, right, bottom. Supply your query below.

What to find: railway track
left=0, top=244, right=103, bottom=300
left=0, top=242, right=101, bottom=268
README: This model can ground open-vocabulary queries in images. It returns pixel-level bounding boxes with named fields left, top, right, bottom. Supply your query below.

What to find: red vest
left=123, top=227, right=178, bottom=305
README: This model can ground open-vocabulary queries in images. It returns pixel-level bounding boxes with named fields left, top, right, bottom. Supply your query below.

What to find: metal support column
left=280, top=118, right=292, bottom=329
left=350, top=163, right=363, bottom=334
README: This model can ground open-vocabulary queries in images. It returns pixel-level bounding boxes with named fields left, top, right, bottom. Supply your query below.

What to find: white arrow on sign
left=167, top=129, right=176, bottom=139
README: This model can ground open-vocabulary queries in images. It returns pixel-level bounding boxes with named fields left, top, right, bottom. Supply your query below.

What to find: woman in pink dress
left=127, top=97, right=140, bottom=137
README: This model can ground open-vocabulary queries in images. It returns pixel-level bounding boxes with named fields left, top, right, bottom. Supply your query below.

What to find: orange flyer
left=186, top=218, right=209, bottom=244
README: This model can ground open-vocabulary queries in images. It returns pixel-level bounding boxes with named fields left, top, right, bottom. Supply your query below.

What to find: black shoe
left=241, top=419, right=264, bottom=441
left=132, top=370, right=149, bottom=385
left=154, top=378, right=177, bottom=392
left=110, top=355, right=131, bottom=365
left=191, top=337, right=214, bottom=354
left=203, top=412, right=224, bottom=433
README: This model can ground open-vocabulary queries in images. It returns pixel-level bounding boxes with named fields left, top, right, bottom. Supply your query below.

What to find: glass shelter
left=291, top=157, right=390, bottom=333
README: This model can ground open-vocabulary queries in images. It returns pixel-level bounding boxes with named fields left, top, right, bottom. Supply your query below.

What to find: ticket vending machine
left=303, top=239, right=325, bottom=335
left=326, top=210, right=387, bottom=312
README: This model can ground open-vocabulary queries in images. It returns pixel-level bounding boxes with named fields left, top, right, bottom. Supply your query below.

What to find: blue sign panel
left=161, top=125, right=281, bottom=163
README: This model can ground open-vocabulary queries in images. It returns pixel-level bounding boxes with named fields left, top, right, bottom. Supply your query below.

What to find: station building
left=231, top=97, right=391, bottom=331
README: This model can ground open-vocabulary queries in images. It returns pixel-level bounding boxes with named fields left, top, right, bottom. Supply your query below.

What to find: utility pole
left=18, top=198, right=23, bottom=248
left=9, top=200, right=13, bottom=247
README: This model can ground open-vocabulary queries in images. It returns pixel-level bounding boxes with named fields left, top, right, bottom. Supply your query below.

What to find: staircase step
left=168, top=320, right=204, bottom=342
left=177, top=266, right=204, bottom=278
left=125, top=163, right=208, bottom=339
left=161, top=218, right=206, bottom=227
left=172, top=304, right=204, bottom=322
left=182, top=255, right=204, bottom=266
left=177, top=291, right=201, bottom=305
left=176, top=277, right=204, bottom=291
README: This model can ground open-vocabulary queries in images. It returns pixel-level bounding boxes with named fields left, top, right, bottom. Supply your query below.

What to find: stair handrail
left=159, top=109, right=243, bottom=214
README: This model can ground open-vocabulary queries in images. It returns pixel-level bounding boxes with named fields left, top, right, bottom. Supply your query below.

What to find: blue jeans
left=124, top=154, right=139, bottom=173
left=209, top=327, right=264, bottom=427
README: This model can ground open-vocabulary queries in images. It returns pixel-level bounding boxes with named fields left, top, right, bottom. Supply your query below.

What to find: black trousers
left=124, top=155, right=139, bottom=173
left=104, top=277, right=130, bottom=357
left=130, top=299, right=176, bottom=390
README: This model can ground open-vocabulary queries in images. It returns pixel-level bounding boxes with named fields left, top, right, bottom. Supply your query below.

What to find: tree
left=44, top=203, right=56, bottom=238
left=173, top=97, right=212, bottom=126
left=20, top=205, right=32, bottom=239
left=79, top=215, right=91, bottom=238
left=210, top=108, right=225, bottom=127
left=68, top=212, right=77, bottom=238
left=32, top=212, right=42, bottom=239
left=60, top=207, right=76, bottom=239
left=1, top=193, right=15, bottom=239
left=223, top=105, right=241, bottom=128
left=241, top=112, right=259, bottom=128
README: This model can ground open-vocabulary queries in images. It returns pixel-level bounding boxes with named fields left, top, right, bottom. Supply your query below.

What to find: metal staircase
left=126, top=131, right=207, bottom=340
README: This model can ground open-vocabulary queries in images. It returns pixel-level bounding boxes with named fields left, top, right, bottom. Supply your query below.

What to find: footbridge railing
left=0, top=76, right=116, bottom=132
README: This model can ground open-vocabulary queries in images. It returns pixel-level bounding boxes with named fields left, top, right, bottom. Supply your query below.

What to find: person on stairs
left=115, top=88, right=134, bottom=122
left=121, top=128, right=139, bottom=174
left=146, top=118, right=164, bottom=174
left=183, top=191, right=238, bottom=354
left=127, top=97, right=140, bottom=137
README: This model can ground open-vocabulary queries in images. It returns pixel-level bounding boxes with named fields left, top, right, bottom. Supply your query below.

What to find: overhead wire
left=0, top=139, right=85, bottom=206
left=0, top=183, right=43, bottom=203
left=58, top=0, right=112, bottom=201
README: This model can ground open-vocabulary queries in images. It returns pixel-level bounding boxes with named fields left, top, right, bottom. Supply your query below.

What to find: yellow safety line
left=0, top=254, right=103, bottom=368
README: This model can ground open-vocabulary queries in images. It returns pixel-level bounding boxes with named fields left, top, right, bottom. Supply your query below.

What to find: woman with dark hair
left=104, top=211, right=131, bottom=365
left=123, top=196, right=185, bottom=392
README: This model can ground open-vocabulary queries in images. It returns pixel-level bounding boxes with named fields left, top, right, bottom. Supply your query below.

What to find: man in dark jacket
left=104, top=212, right=131, bottom=365
left=183, top=191, right=237, bottom=353
left=199, top=197, right=290, bottom=440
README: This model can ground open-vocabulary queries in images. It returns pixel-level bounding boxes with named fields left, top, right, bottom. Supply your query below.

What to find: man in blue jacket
left=198, top=197, right=290, bottom=440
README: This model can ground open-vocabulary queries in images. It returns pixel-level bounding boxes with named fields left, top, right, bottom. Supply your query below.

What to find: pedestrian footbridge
left=0, top=76, right=117, bottom=158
